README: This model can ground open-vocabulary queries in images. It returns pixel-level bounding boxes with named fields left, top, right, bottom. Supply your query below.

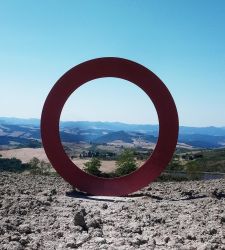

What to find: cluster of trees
left=77, top=147, right=225, bottom=180
left=83, top=149, right=138, bottom=178
left=133, top=149, right=153, bottom=161
left=0, top=157, right=27, bottom=172
left=165, top=149, right=225, bottom=181
left=165, top=156, right=203, bottom=180
left=181, top=153, right=203, bottom=161
left=84, top=148, right=225, bottom=181
left=78, top=147, right=152, bottom=162
left=78, top=150, right=116, bottom=160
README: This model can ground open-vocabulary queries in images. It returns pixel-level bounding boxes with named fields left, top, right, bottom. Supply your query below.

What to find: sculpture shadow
left=65, top=189, right=124, bottom=202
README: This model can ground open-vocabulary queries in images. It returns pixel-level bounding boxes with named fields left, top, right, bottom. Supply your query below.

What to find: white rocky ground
left=0, top=172, right=225, bottom=250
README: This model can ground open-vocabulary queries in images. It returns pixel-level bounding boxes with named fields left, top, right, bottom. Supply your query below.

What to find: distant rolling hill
left=179, top=134, right=225, bottom=148
left=0, top=117, right=225, bottom=149
left=93, top=130, right=158, bottom=144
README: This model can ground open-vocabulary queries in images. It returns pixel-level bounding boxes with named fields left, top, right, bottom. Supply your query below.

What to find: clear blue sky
left=0, top=1, right=225, bottom=126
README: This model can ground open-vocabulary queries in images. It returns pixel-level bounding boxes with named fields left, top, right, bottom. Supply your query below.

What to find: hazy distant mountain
left=0, top=117, right=40, bottom=126
left=60, top=121, right=159, bottom=135
left=1, top=117, right=225, bottom=136
left=1, top=117, right=225, bottom=149
left=178, top=134, right=225, bottom=148
left=179, top=126, right=225, bottom=136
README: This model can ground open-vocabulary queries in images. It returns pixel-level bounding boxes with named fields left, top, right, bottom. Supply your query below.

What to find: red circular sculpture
left=41, top=57, right=179, bottom=196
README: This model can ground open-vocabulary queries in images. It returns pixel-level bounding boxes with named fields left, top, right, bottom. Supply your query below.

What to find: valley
left=1, top=117, right=225, bottom=179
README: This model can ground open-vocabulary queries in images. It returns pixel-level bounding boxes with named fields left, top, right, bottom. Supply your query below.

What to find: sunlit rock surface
left=0, top=172, right=225, bottom=249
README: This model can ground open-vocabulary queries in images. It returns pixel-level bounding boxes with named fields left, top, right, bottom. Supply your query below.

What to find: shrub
left=0, top=157, right=27, bottom=172
left=115, top=149, right=137, bottom=176
left=156, top=173, right=188, bottom=182
left=84, top=158, right=102, bottom=176
left=185, top=161, right=203, bottom=180
left=166, top=160, right=183, bottom=171
left=28, top=157, right=52, bottom=175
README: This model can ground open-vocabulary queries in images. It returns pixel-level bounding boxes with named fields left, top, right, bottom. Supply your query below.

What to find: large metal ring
left=41, top=57, right=179, bottom=196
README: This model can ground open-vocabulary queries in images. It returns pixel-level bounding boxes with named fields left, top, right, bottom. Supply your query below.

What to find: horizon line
left=0, top=116, right=225, bottom=128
